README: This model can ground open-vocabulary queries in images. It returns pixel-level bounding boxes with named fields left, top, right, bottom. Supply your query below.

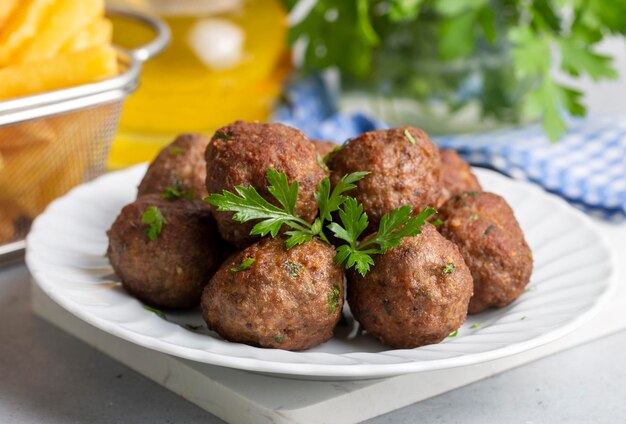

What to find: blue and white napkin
left=274, top=76, right=626, bottom=222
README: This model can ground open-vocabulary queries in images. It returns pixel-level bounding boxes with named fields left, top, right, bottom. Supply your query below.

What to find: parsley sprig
left=206, top=169, right=368, bottom=249
left=328, top=200, right=436, bottom=276
left=206, top=168, right=434, bottom=276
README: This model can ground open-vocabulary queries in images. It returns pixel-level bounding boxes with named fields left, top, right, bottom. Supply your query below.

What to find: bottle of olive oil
left=108, top=0, right=289, bottom=169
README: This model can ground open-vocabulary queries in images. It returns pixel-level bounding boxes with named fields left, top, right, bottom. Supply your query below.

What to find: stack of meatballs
left=107, top=121, right=532, bottom=351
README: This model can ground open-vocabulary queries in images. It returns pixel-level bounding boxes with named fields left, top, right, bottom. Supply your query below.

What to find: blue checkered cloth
left=274, top=76, right=626, bottom=222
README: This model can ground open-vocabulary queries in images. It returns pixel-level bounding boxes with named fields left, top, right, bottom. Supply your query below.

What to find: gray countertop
left=1, top=263, right=626, bottom=424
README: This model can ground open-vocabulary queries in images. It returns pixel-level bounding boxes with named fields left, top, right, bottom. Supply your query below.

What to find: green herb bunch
left=283, top=0, right=626, bottom=140
left=206, top=169, right=435, bottom=276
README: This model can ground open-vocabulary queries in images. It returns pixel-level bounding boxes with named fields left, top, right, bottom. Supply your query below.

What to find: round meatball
left=437, top=149, right=482, bottom=207
left=439, top=192, right=533, bottom=314
left=107, top=195, right=222, bottom=309
left=205, top=121, right=327, bottom=247
left=327, top=127, right=441, bottom=232
left=347, top=224, right=473, bottom=348
left=202, top=237, right=344, bottom=350
left=137, top=133, right=210, bottom=200
left=312, top=139, right=339, bottom=157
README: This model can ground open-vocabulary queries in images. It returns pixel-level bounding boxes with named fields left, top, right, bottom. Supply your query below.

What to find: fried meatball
left=347, top=224, right=472, bottom=348
left=327, top=126, right=441, bottom=232
left=437, top=149, right=482, bottom=207
left=439, top=192, right=533, bottom=314
left=312, top=139, right=339, bottom=157
left=205, top=121, right=327, bottom=247
left=137, top=133, right=210, bottom=200
left=202, top=237, right=344, bottom=350
left=107, top=195, right=222, bottom=309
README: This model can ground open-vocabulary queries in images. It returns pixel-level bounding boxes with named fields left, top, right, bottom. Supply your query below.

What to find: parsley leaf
left=231, top=258, right=255, bottom=272
left=442, top=263, right=456, bottom=275
left=329, top=200, right=436, bottom=276
left=141, top=206, right=167, bottom=241
left=206, top=169, right=316, bottom=248
left=161, top=180, right=193, bottom=200
left=316, top=172, right=369, bottom=223
left=143, top=305, right=166, bottom=319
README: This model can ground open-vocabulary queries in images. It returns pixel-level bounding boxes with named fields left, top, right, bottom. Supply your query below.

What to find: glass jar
left=338, top=14, right=531, bottom=135
left=108, top=0, right=289, bottom=168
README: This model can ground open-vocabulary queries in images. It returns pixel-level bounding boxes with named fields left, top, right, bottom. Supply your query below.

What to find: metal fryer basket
left=0, top=7, right=170, bottom=263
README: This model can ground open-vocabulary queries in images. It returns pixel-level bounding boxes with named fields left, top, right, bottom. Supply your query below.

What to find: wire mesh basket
left=0, top=7, right=169, bottom=258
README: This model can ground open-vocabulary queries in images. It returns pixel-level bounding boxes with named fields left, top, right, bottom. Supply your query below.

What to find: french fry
left=0, top=45, right=118, bottom=101
left=0, top=0, right=54, bottom=67
left=0, top=0, right=19, bottom=31
left=14, top=0, right=105, bottom=64
left=60, top=17, right=113, bottom=54
left=0, top=151, right=4, bottom=172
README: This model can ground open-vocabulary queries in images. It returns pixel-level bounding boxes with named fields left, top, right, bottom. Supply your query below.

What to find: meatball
left=202, top=237, right=344, bottom=350
left=107, top=195, right=222, bottom=309
left=137, top=133, right=210, bottom=200
left=438, top=192, right=533, bottom=314
left=312, top=139, right=339, bottom=158
left=327, top=126, right=441, bottom=232
left=347, top=224, right=473, bottom=348
left=205, top=121, right=327, bottom=247
left=437, top=149, right=482, bottom=207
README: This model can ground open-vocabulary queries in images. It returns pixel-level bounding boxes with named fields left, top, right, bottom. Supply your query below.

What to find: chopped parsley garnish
left=520, top=315, right=527, bottom=321
left=214, top=132, right=230, bottom=141
left=431, top=218, right=443, bottom=228
left=169, top=146, right=184, bottom=156
left=185, top=324, right=203, bottom=331
left=143, top=305, right=166, bottom=319
left=470, top=322, right=481, bottom=329
left=470, top=213, right=480, bottom=221
left=448, top=330, right=458, bottom=338
left=286, top=261, right=303, bottom=278
left=484, top=224, right=496, bottom=235
left=404, top=129, right=416, bottom=145
left=317, top=153, right=330, bottom=172
left=231, top=258, right=255, bottom=272
left=442, top=263, right=456, bottom=275
left=141, top=206, right=167, bottom=241
left=206, top=168, right=434, bottom=276
left=327, top=284, right=341, bottom=314
left=161, top=180, right=194, bottom=200
left=274, top=334, right=285, bottom=344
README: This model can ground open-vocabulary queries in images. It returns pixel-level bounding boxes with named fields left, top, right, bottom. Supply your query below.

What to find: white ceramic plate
left=26, top=165, right=615, bottom=380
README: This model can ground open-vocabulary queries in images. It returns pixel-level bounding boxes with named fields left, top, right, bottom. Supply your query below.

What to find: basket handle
left=106, top=5, right=171, bottom=63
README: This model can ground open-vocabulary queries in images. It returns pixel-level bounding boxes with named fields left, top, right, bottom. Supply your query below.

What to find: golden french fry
left=14, top=0, right=105, bottom=64
left=0, top=45, right=118, bottom=101
left=60, top=17, right=112, bottom=54
left=0, top=0, right=19, bottom=30
left=0, top=0, right=54, bottom=67
left=0, top=150, right=4, bottom=172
